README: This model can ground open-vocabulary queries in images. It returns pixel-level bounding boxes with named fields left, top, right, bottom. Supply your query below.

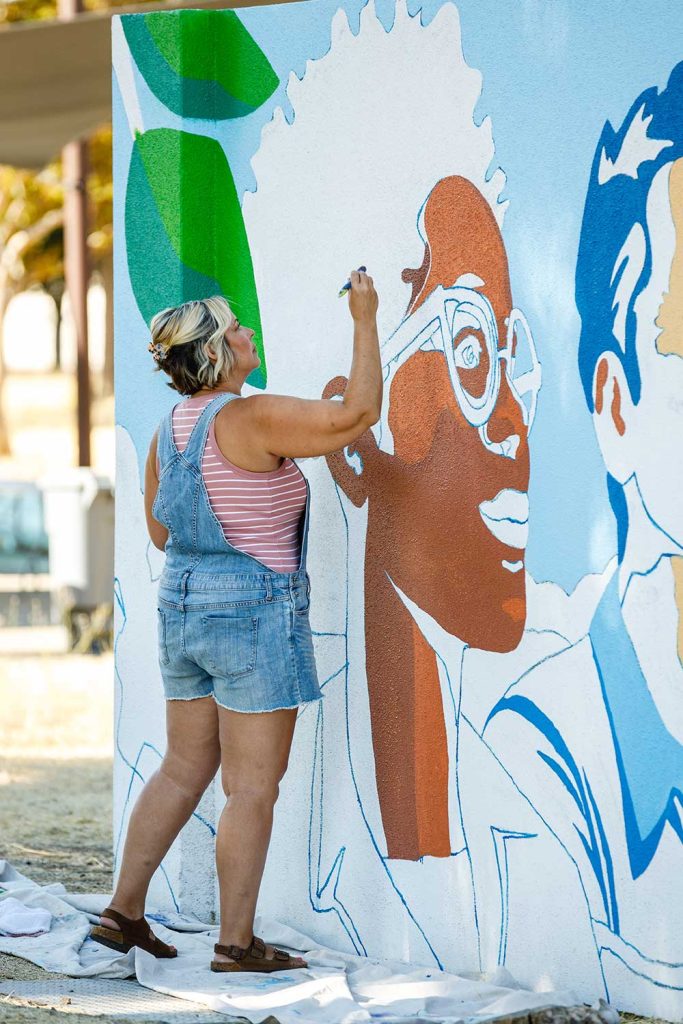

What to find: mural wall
left=112, top=1, right=683, bottom=1018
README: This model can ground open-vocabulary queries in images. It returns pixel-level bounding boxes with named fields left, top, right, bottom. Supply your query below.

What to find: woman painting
left=90, top=270, right=380, bottom=972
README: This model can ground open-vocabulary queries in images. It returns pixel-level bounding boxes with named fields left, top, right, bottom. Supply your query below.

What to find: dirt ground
left=0, top=628, right=117, bottom=1018
left=0, top=755, right=213, bottom=1024
left=0, top=757, right=113, bottom=897
left=0, top=760, right=114, bottom=1021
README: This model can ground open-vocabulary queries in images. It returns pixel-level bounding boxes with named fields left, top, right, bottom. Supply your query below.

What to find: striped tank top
left=157, top=392, right=307, bottom=573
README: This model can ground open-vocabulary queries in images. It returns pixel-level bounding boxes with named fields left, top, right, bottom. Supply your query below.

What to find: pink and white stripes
left=157, top=393, right=307, bottom=573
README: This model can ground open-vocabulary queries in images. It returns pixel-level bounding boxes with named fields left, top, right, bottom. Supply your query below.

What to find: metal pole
left=59, top=0, right=91, bottom=467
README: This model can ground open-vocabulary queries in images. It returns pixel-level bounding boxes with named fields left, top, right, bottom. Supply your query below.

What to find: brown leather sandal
left=89, top=906, right=178, bottom=958
left=210, top=935, right=307, bottom=973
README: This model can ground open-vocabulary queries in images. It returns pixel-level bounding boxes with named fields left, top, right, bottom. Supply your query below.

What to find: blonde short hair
left=149, top=296, right=236, bottom=395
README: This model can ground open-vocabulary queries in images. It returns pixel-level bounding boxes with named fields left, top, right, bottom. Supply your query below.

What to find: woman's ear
left=322, top=376, right=375, bottom=507
left=592, top=352, right=633, bottom=484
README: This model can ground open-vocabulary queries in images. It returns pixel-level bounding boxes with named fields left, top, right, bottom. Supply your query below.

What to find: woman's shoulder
left=213, top=396, right=291, bottom=473
left=213, top=393, right=252, bottom=426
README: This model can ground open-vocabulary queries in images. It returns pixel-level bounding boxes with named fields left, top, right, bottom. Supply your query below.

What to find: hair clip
left=148, top=340, right=166, bottom=363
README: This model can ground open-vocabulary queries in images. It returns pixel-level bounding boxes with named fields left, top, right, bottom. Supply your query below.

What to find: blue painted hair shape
left=575, top=60, right=683, bottom=558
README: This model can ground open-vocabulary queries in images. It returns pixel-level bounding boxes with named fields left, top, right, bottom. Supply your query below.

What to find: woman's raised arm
left=236, top=270, right=382, bottom=460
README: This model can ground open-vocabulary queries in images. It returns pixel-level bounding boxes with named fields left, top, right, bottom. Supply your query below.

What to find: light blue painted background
left=114, top=0, right=683, bottom=593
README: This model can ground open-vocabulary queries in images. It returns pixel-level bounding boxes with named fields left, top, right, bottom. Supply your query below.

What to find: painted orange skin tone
left=324, top=177, right=531, bottom=860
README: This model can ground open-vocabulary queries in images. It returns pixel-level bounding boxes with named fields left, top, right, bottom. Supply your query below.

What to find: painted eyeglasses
left=381, top=284, right=542, bottom=433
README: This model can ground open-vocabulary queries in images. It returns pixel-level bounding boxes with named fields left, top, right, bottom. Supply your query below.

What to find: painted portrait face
left=628, top=158, right=683, bottom=551
left=327, top=176, right=541, bottom=652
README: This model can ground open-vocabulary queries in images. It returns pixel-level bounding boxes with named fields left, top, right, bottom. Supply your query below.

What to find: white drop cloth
left=0, top=895, right=52, bottom=936
left=0, top=860, right=607, bottom=1024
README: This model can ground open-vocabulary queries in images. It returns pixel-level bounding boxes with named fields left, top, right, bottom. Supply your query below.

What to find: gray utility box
left=39, top=468, right=114, bottom=610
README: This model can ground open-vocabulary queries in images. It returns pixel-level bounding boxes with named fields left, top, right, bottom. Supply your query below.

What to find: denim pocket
left=200, top=613, right=258, bottom=677
left=157, top=608, right=170, bottom=665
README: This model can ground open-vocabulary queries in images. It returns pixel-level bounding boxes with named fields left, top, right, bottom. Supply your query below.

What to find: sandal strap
left=250, top=936, right=291, bottom=961
left=213, top=937, right=293, bottom=964
left=102, top=907, right=147, bottom=935
left=214, top=941, right=250, bottom=960
left=102, top=907, right=134, bottom=925
left=102, top=906, right=174, bottom=956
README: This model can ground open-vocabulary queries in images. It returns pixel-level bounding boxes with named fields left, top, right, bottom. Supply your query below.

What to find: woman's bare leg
left=100, top=696, right=221, bottom=950
left=213, top=704, right=305, bottom=965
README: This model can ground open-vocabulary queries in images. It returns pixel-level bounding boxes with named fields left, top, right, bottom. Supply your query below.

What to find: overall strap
left=156, top=401, right=178, bottom=470
left=182, top=392, right=240, bottom=469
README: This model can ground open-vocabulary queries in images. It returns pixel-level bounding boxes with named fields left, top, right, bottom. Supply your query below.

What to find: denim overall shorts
left=153, top=391, right=322, bottom=714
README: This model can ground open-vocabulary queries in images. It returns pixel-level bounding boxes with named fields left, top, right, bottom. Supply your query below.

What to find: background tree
left=0, top=127, right=113, bottom=453
left=0, top=0, right=156, bottom=455
left=0, top=0, right=156, bottom=23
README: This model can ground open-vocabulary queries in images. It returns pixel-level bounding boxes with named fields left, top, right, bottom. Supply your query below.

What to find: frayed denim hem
left=165, top=692, right=213, bottom=702
left=212, top=693, right=324, bottom=714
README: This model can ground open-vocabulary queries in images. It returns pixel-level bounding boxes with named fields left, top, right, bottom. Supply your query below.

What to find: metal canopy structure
left=0, top=0, right=295, bottom=467
left=0, top=0, right=295, bottom=169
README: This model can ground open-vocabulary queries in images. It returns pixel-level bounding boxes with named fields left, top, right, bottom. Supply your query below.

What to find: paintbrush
left=338, top=266, right=367, bottom=298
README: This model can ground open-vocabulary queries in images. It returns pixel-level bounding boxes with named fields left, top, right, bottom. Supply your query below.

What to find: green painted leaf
left=125, top=128, right=267, bottom=388
left=125, top=141, right=221, bottom=327
left=121, top=10, right=278, bottom=121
